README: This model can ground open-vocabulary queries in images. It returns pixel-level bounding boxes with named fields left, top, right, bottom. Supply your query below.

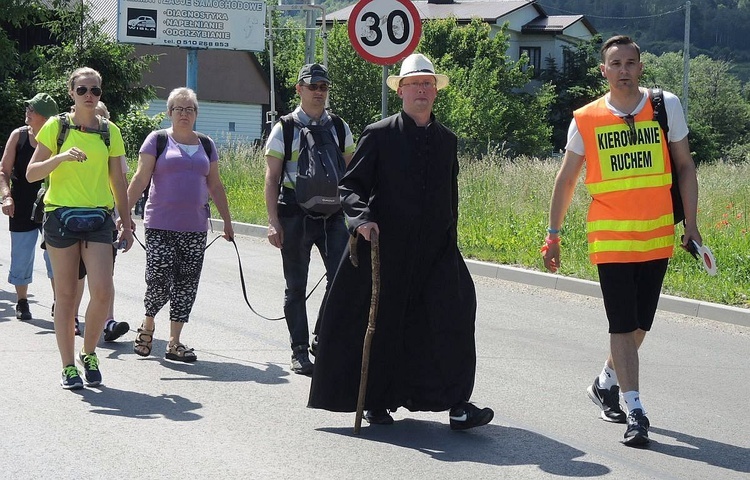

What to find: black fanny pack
left=54, top=207, right=109, bottom=232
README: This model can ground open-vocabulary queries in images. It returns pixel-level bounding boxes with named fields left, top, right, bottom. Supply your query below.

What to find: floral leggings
left=144, top=228, right=207, bottom=323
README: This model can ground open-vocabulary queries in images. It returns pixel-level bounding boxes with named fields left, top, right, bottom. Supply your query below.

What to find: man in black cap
left=1, top=93, right=58, bottom=319
left=263, top=63, right=355, bottom=375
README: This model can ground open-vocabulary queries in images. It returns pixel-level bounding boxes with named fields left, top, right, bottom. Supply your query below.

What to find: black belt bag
left=54, top=207, right=109, bottom=232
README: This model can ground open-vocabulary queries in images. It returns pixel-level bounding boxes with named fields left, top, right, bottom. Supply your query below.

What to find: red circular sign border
left=348, top=0, right=422, bottom=65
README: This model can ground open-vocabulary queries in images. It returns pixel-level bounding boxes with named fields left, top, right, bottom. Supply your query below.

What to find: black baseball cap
left=298, top=63, right=331, bottom=84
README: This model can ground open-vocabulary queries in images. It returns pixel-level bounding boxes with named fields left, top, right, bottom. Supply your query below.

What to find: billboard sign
left=117, top=0, right=266, bottom=51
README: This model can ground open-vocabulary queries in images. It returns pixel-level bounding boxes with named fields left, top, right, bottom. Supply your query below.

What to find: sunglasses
left=301, top=83, right=330, bottom=92
left=623, top=114, right=638, bottom=144
left=75, top=86, right=102, bottom=97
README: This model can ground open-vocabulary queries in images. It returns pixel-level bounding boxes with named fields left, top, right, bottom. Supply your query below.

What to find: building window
left=520, top=46, right=542, bottom=78
left=229, top=122, right=236, bottom=132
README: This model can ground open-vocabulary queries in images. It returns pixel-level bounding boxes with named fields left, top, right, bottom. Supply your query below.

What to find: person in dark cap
left=308, top=53, right=494, bottom=430
left=263, top=63, right=355, bottom=375
left=0, top=93, right=58, bottom=320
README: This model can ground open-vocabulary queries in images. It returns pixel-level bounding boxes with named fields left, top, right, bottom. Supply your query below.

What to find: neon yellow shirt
left=36, top=115, right=126, bottom=210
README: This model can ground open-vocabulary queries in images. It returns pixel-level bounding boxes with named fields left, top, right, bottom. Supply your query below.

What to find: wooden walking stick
left=353, top=229, right=380, bottom=434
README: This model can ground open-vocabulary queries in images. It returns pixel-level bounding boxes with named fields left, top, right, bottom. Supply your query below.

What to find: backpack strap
left=197, top=132, right=213, bottom=158
left=56, top=113, right=111, bottom=151
left=97, top=116, right=110, bottom=148
left=280, top=114, right=295, bottom=164
left=56, top=113, right=71, bottom=150
left=329, top=113, right=346, bottom=153
left=279, top=114, right=296, bottom=190
left=649, top=87, right=669, bottom=135
left=154, top=129, right=169, bottom=160
left=16, top=126, right=29, bottom=154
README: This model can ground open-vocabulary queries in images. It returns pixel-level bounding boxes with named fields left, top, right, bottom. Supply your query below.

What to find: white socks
left=621, top=390, right=645, bottom=414
left=598, top=363, right=618, bottom=390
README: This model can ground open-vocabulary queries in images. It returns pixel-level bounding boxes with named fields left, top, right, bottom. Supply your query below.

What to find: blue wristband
left=546, top=227, right=560, bottom=235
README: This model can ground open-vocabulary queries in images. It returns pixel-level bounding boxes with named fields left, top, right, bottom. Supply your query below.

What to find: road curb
left=219, top=219, right=750, bottom=328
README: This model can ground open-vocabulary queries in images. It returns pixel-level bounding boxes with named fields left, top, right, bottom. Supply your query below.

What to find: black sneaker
left=16, top=299, right=31, bottom=320
left=78, top=351, right=102, bottom=386
left=449, top=402, right=494, bottom=430
left=290, top=345, right=313, bottom=375
left=623, top=408, right=650, bottom=446
left=74, top=317, right=82, bottom=337
left=103, top=321, right=130, bottom=342
left=364, top=409, right=394, bottom=425
left=587, top=377, right=626, bottom=423
left=60, top=365, right=84, bottom=390
left=309, top=335, right=319, bottom=357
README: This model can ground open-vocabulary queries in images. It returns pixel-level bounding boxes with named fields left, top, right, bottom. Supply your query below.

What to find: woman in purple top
left=127, top=87, right=233, bottom=362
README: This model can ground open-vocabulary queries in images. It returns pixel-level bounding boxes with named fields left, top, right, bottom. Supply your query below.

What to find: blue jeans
left=279, top=211, right=348, bottom=348
left=8, top=228, right=53, bottom=285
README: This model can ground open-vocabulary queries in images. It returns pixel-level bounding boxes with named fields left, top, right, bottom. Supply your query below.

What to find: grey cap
left=298, top=63, right=331, bottom=84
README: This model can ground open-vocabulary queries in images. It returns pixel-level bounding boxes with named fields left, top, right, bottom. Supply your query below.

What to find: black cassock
left=308, top=112, right=477, bottom=413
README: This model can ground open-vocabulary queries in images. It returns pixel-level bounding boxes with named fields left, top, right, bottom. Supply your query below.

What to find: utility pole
left=682, top=1, right=691, bottom=119
left=305, top=0, right=316, bottom=64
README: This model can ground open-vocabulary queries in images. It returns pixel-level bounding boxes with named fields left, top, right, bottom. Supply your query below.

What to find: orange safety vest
left=574, top=96, right=674, bottom=264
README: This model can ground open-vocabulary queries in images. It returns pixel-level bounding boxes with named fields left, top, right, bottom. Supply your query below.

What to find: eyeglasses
left=75, top=86, right=102, bottom=97
left=301, top=83, right=330, bottom=92
left=623, top=114, right=637, bottom=144
left=400, top=81, right=436, bottom=90
left=170, top=106, right=197, bottom=114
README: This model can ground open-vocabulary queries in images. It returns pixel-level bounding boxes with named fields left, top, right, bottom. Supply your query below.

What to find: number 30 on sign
left=348, top=0, right=422, bottom=65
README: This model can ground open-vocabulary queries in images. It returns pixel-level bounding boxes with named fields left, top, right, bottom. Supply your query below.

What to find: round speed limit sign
left=348, top=0, right=422, bottom=65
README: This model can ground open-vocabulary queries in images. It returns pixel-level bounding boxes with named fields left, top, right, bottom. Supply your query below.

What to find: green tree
left=642, top=51, right=750, bottom=163
left=256, top=3, right=306, bottom=119
left=0, top=0, right=158, bottom=152
left=541, top=37, right=608, bottom=151
left=420, top=18, right=553, bottom=156
left=326, top=21, right=388, bottom=137
left=32, top=0, right=156, bottom=122
left=267, top=16, right=555, bottom=156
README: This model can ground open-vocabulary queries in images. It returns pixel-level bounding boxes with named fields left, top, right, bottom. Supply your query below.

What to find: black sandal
left=133, top=325, right=154, bottom=357
left=165, top=343, right=197, bottom=363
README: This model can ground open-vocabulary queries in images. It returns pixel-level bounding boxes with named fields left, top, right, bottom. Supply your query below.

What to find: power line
left=538, top=3, right=685, bottom=21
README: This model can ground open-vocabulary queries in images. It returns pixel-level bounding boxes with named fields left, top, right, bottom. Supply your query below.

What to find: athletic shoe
left=449, top=402, right=494, bottom=430
left=60, top=365, right=84, bottom=390
left=364, top=409, right=394, bottom=425
left=16, top=299, right=31, bottom=320
left=290, top=345, right=313, bottom=375
left=623, top=408, right=650, bottom=446
left=78, top=351, right=102, bottom=386
left=74, top=317, right=82, bottom=337
left=309, top=335, right=319, bottom=357
left=103, top=321, right=130, bottom=342
left=587, top=377, right=626, bottom=423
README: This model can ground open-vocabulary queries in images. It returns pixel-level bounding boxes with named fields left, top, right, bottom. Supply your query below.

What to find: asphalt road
left=0, top=221, right=748, bottom=480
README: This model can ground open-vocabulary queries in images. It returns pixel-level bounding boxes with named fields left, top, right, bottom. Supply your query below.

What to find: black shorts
left=597, top=259, right=669, bottom=334
left=77, top=230, right=118, bottom=279
left=43, top=209, right=116, bottom=249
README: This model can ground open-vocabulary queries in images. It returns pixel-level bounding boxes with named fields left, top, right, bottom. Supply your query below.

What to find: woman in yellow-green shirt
left=27, top=67, right=133, bottom=390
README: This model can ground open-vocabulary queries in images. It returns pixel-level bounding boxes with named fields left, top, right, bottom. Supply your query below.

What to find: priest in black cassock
left=308, top=53, right=493, bottom=430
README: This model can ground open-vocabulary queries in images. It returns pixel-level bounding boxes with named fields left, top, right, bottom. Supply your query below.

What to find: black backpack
left=134, top=129, right=213, bottom=218
left=280, top=113, right=346, bottom=217
left=649, top=87, right=685, bottom=225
